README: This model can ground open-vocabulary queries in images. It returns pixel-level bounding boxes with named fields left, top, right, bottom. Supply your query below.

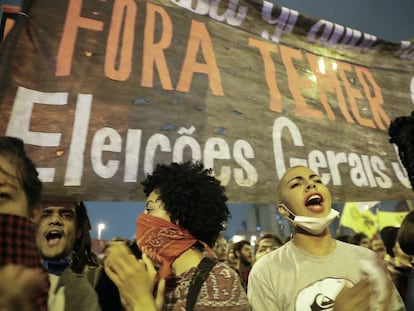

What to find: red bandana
left=136, top=214, right=210, bottom=279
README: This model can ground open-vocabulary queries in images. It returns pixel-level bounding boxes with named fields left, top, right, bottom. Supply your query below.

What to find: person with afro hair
left=104, top=161, right=250, bottom=311
left=389, top=110, right=414, bottom=191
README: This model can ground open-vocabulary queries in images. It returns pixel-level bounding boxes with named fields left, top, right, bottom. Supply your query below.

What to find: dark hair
left=388, top=111, right=414, bottom=191
left=349, top=232, right=368, bottom=245
left=0, top=136, right=42, bottom=212
left=336, top=235, right=350, bottom=243
left=141, top=161, right=230, bottom=247
left=233, top=240, right=251, bottom=257
left=71, top=202, right=99, bottom=273
left=380, top=226, right=399, bottom=257
left=256, top=233, right=283, bottom=252
left=398, top=211, right=414, bottom=256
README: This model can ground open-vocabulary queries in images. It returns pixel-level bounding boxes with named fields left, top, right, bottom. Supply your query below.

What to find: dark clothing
left=95, top=268, right=124, bottom=311
left=232, top=265, right=250, bottom=292
left=406, top=270, right=414, bottom=310
left=386, top=255, right=413, bottom=306
left=95, top=240, right=141, bottom=311
left=0, top=214, right=49, bottom=311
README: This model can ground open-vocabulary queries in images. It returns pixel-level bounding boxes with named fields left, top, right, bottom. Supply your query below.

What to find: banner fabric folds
left=1, top=0, right=414, bottom=203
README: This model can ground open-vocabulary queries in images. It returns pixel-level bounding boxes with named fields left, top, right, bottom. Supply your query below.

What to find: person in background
left=105, top=161, right=250, bottom=311
left=372, top=237, right=387, bottom=259
left=248, top=165, right=405, bottom=311
left=226, top=242, right=238, bottom=269
left=254, top=233, right=283, bottom=262
left=380, top=225, right=413, bottom=303
left=349, top=232, right=371, bottom=248
left=0, top=136, right=49, bottom=311
left=212, top=235, right=228, bottom=262
left=35, top=201, right=101, bottom=310
left=382, top=226, right=400, bottom=259
left=398, top=210, right=414, bottom=309
left=233, top=240, right=254, bottom=291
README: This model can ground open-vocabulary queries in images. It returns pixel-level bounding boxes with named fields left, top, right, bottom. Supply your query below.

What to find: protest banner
left=1, top=0, right=414, bottom=202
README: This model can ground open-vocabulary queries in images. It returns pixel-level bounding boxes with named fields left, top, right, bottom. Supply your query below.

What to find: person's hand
left=104, top=242, right=165, bottom=311
left=0, top=264, right=47, bottom=311
left=333, top=278, right=372, bottom=311
left=0, top=264, right=47, bottom=296
left=357, top=256, right=393, bottom=311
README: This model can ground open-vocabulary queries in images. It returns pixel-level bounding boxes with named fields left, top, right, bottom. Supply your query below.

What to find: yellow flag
left=340, top=202, right=378, bottom=238
left=377, top=211, right=408, bottom=229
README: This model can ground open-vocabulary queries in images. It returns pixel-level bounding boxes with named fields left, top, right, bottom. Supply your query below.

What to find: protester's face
left=371, top=239, right=386, bottom=258
left=0, top=155, right=30, bottom=217
left=279, top=166, right=331, bottom=218
left=144, top=190, right=171, bottom=222
left=237, top=244, right=254, bottom=265
left=359, top=237, right=371, bottom=249
left=255, top=238, right=281, bottom=261
left=227, top=247, right=237, bottom=266
left=36, top=203, right=78, bottom=260
left=213, top=237, right=228, bottom=261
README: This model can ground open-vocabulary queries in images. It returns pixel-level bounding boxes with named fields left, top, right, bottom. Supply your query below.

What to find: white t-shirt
left=48, top=274, right=65, bottom=311
left=247, top=240, right=405, bottom=311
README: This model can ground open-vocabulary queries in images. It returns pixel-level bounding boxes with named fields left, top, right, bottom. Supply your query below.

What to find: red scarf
left=136, top=214, right=211, bottom=279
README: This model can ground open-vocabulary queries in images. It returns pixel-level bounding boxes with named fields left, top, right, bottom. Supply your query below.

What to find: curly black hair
left=389, top=111, right=414, bottom=191
left=141, top=161, right=230, bottom=247
left=398, top=210, right=414, bottom=256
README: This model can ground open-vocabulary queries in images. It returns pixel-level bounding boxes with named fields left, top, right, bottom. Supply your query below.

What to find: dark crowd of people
left=1, top=132, right=414, bottom=311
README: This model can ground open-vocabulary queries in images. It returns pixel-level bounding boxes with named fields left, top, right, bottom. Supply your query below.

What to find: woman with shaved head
left=248, top=166, right=405, bottom=311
